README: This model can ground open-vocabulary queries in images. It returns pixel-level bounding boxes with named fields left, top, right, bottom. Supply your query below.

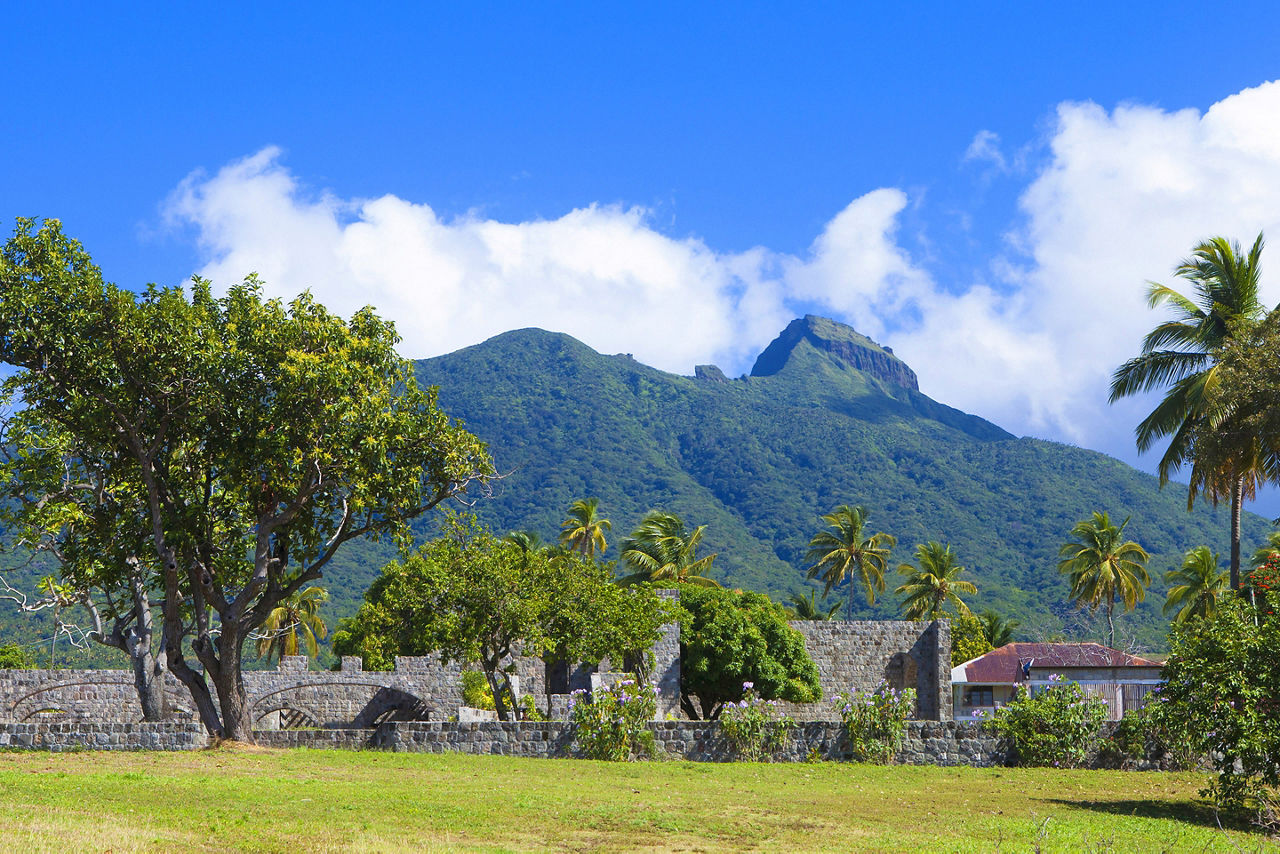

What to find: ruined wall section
left=783, top=619, right=949, bottom=721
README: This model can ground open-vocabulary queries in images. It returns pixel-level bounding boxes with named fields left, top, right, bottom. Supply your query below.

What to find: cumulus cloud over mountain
left=165, top=81, right=1280, bottom=456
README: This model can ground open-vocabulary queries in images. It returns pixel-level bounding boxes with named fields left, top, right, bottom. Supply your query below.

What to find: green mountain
left=411, top=315, right=1268, bottom=651
left=0, top=315, right=1266, bottom=663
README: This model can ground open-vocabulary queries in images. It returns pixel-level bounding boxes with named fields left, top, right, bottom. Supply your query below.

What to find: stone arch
left=253, top=705, right=322, bottom=731
left=351, top=687, right=434, bottom=727
left=20, top=707, right=67, bottom=722
left=9, top=679, right=133, bottom=723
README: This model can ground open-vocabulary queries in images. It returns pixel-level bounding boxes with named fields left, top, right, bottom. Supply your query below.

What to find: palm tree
left=1057, top=512, right=1151, bottom=649
left=255, top=585, right=328, bottom=664
left=894, top=541, right=977, bottom=620
left=617, top=511, right=719, bottom=587
left=785, top=590, right=841, bottom=621
left=504, top=530, right=546, bottom=555
left=1110, top=234, right=1267, bottom=588
left=805, top=505, right=896, bottom=620
left=977, top=609, right=1019, bottom=648
left=559, top=498, right=611, bottom=557
left=1163, top=545, right=1229, bottom=624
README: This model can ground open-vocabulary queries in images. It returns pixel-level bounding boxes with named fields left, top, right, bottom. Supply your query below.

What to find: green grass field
left=0, top=749, right=1273, bottom=852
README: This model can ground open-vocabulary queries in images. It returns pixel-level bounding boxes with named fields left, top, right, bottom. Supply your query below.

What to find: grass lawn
left=0, top=748, right=1273, bottom=852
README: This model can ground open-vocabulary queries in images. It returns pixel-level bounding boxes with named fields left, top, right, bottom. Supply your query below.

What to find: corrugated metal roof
left=952, top=643, right=1161, bottom=684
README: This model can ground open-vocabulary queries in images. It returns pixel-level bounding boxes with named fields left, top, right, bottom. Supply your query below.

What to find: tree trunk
left=484, top=661, right=511, bottom=722
left=127, top=576, right=165, bottom=721
left=208, top=624, right=255, bottom=742
left=1230, top=476, right=1243, bottom=590
left=1106, top=596, right=1115, bottom=650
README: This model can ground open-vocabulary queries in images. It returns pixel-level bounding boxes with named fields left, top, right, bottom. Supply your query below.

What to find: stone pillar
left=278, top=656, right=308, bottom=672
left=340, top=656, right=363, bottom=673
left=652, top=590, right=682, bottom=720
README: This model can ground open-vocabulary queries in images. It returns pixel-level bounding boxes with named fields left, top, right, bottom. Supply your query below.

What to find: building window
left=964, top=687, right=993, bottom=707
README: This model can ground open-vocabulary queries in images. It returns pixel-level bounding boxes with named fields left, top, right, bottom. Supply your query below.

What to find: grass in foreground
left=0, top=748, right=1273, bottom=852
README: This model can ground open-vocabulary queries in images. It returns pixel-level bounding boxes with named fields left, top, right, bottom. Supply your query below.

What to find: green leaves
left=678, top=586, right=820, bottom=719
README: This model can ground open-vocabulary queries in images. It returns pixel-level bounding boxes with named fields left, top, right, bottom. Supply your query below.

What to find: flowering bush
left=984, top=674, right=1108, bottom=767
left=569, top=679, right=657, bottom=761
left=719, top=682, right=797, bottom=761
left=835, top=682, right=915, bottom=764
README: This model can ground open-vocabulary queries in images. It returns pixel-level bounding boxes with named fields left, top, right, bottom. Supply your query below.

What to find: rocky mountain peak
left=748, top=315, right=919, bottom=391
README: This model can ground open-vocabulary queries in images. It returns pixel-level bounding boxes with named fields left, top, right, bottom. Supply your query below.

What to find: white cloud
left=963, top=129, right=1007, bottom=172
left=164, top=149, right=933, bottom=376
left=826, top=81, right=1280, bottom=460
left=164, top=79, right=1280, bottom=466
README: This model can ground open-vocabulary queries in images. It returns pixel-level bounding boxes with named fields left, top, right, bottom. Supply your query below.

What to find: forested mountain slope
left=414, top=315, right=1268, bottom=650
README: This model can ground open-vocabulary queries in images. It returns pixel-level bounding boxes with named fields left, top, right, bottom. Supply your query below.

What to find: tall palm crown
left=1163, top=545, right=1229, bottom=624
left=559, top=498, right=611, bottom=557
left=617, top=510, right=718, bottom=587
left=1057, top=512, right=1151, bottom=649
left=894, top=541, right=977, bottom=620
left=1109, top=234, right=1267, bottom=587
left=805, top=505, right=896, bottom=620
left=255, top=585, right=328, bottom=663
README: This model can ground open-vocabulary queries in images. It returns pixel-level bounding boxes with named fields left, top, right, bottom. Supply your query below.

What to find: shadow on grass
left=1045, top=797, right=1263, bottom=837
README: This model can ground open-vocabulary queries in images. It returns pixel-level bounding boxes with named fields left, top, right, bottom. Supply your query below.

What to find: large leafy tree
left=1163, top=546, right=1229, bottom=625
left=0, top=218, right=492, bottom=741
left=617, top=510, right=719, bottom=587
left=805, top=505, right=896, bottom=620
left=333, top=515, right=671, bottom=720
left=678, top=585, right=821, bottom=720
left=1109, top=234, right=1268, bottom=588
left=894, top=541, right=977, bottom=620
left=255, top=586, right=328, bottom=664
left=559, top=498, right=611, bottom=557
left=1057, top=512, right=1151, bottom=648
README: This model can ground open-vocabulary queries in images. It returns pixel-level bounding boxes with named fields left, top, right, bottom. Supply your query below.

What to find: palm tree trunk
left=1230, top=476, right=1243, bottom=590
left=1106, top=597, right=1115, bottom=650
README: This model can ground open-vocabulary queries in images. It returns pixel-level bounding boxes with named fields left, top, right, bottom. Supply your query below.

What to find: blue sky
left=5, top=2, right=1280, bottom=511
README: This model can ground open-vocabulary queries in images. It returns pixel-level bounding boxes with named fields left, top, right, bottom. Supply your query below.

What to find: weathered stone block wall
left=370, top=720, right=1003, bottom=764
left=0, top=721, right=207, bottom=751
left=783, top=620, right=950, bottom=721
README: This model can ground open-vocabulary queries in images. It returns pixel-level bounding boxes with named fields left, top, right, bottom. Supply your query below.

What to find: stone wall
left=0, top=721, right=207, bottom=751
left=0, top=656, right=465, bottom=728
left=0, top=612, right=950, bottom=726
left=784, top=620, right=950, bottom=721
left=0, top=719, right=1169, bottom=771
left=370, top=720, right=1001, bottom=764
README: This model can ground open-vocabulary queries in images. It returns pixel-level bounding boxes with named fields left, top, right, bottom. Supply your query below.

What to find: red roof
left=957, top=643, right=1161, bottom=684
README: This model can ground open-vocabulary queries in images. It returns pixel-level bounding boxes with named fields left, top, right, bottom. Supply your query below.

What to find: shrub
left=1098, top=705, right=1196, bottom=770
left=984, top=674, right=1108, bottom=767
left=569, top=679, right=657, bottom=761
left=460, top=670, right=496, bottom=710
left=1153, top=559, right=1280, bottom=822
left=836, top=682, right=915, bottom=764
left=719, top=681, right=797, bottom=761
